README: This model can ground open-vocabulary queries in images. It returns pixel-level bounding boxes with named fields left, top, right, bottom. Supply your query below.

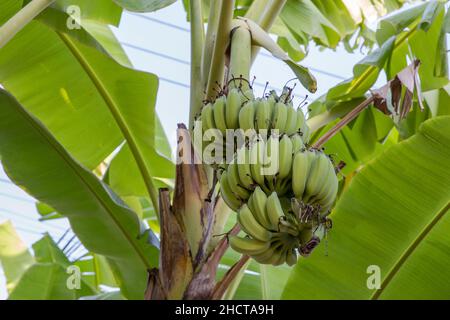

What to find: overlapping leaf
left=283, top=116, right=450, bottom=299
left=0, top=90, right=159, bottom=299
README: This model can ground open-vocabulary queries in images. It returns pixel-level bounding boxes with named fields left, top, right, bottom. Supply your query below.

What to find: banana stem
left=228, top=25, right=252, bottom=91
left=189, top=0, right=205, bottom=128
left=259, top=0, right=287, bottom=31
left=250, top=0, right=287, bottom=63
left=202, top=0, right=222, bottom=89
left=0, top=0, right=55, bottom=49
left=205, top=0, right=235, bottom=100
left=313, top=96, right=375, bottom=149
left=245, top=0, right=270, bottom=22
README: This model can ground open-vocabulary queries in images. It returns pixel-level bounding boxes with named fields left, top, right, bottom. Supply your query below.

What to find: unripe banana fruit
left=230, top=191, right=332, bottom=266
left=198, top=88, right=311, bottom=154
left=201, top=87, right=341, bottom=266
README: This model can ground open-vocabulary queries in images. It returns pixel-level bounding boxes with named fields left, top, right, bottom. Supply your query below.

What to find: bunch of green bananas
left=229, top=191, right=331, bottom=266
left=219, top=133, right=306, bottom=211
left=220, top=139, right=338, bottom=214
left=200, top=88, right=311, bottom=142
left=292, top=149, right=339, bottom=215
left=202, top=86, right=340, bottom=266
left=223, top=146, right=338, bottom=265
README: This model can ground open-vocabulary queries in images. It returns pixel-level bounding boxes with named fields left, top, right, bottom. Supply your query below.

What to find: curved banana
left=226, top=88, right=242, bottom=129
left=201, top=103, right=215, bottom=133
left=272, top=102, right=288, bottom=133
left=286, top=248, right=298, bottom=266
left=220, top=172, right=241, bottom=211
left=241, top=89, right=255, bottom=101
left=311, top=161, right=336, bottom=204
left=229, top=236, right=270, bottom=255
left=236, top=146, right=254, bottom=190
left=291, top=134, right=305, bottom=153
left=285, top=105, right=298, bottom=135
left=278, top=134, right=293, bottom=180
left=266, top=192, right=285, bottom=230
left=253, top=240, right=284, bottom=264
left=302, top=124, right=311, bottom=143
left=295, top=107, right=306, bottom=134
left=275, top=178, right=291, bottom=196
left=239, top=101, right=256, bottom=131
left=227, top=161, right=251, bottom=201
left=263, top=134, right=279, bottom=188
left=317, top=166, right=339, bottom=214
left=256, top=99, right=272, bottom=131
left=304, top=152, right=331, bottom=203
left=292, top=150, right=314, bottom=199
left=248, top=186, right=272, bottom=229
left=238, top=204, right=272, bottom=241
left=213, top=96, right=227, bottom=133
left=249, top=138, right=266, bottom=189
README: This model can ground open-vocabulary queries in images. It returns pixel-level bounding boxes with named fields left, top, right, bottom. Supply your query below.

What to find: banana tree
left=0, top=0, right=449, bottom=300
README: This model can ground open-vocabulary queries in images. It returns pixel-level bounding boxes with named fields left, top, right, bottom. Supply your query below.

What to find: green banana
left=266, top=192, right=285, bottom=230
left=317, top=166, right=339, bottom=213
left=311, top=161, right=336, bottom=204
left=213, top=96, right=227, bottom=133
left=291, top=134, right=305, bottom=153
left=226, top=88, right=242, bottom=129
left=295, top=107, right=306, bottom=134
left=275, top=177, right=291, bottom=196
left=286, top=248, right=298, bottom=266
left=292, top=151, right=314, bottom=199
left=272, top=102, right=288, bottom=133
left=239, top=100, right=256, bottom=131
left=285, top=105, right=298, bottom=135
left=241, top=89, right=255, bottom=101
left=271, top=246, right=288, bottom=266
left=201, top=103, right=215, bottom=132
left=302, top=124, right=311, bottom=143
left=229, top=236, right=270, bottom=255
left=220, top=172, right=241, bottom=211
left=248, top=186, right=272, bottom=229
left=256, top=99, right=272, bottom=131
left=253, top=240, right=284, bottom=264
left=238, top=204, right=272, bottom=241
left=304, top=152, right=330, bottom=203
left=236, top=146, right=254, bottom=190
left=227, top=161, right=251, bottom=201
left=278, top=134, right=293, bottom=180
left=249, top=138, right=266, bottom=189
left=263, top=134, right=279, bottom=187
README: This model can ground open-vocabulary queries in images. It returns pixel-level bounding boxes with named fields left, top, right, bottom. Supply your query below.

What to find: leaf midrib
left=371, top=201, right=450, bottom=299
left=57, top=32, right=159, bottom=210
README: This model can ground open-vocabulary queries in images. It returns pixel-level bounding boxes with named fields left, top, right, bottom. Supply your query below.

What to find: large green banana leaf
left=33, top=235, right=97, bottom=297
left=8, top=263, right=76, bottom=300
left=0, top=89, right=159, bottom=299
left=0, top=220, right=35, bottom=293
left=283, top=116, right=450, bottom=299
left=113, top=0, right=177, bottom=12
left=0, top=20, right=173, bottom=177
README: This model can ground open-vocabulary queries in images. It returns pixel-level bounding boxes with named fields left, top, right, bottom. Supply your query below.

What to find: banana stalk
left=0, top=0, right=56, bottom=49
left=189, top=0, right=205, bottom=127
left=205, top=0, right=235, bottom=99
left=228, top=24, right=252, bottom=91
left=202, top=0, right=223, bottom=88
left=250, top=0, right=288, bottom=62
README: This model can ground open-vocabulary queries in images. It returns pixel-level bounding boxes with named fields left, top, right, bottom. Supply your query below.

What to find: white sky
left=0, top=2, right=369, bottom=299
